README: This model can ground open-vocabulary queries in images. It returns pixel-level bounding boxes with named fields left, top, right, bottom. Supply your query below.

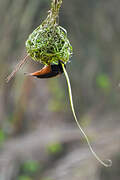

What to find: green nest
left=26, top=25, right=72, bottom=65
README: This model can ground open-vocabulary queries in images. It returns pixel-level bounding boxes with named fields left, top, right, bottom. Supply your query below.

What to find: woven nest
left=6, top=0, right=73, bottom=83
left=26, top=24, right=72, bottom=65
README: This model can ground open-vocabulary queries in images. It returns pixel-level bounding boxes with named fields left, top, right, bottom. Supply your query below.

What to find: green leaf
left=18, top=175, right=32, bottom=180
left=96, top=74, right=111, bottom=90
left=0, top=129, right=6, bottom=143
left=22, top=160, right=39, bottom=174
left=47, top=142, right=63, bottom=155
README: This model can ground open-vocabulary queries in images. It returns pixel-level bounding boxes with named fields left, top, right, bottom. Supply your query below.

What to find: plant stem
left=42, top=0, right=63, bottom=26
left=6, top=54, right=29, bottom=83
left=62, top=63, right=112, bottom=167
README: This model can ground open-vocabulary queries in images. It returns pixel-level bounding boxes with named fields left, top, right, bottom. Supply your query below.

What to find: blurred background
left=0, top=0, right=120, bottom=179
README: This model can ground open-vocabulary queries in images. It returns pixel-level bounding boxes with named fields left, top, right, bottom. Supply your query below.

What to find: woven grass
left=26, top=0, right=72, bottom=65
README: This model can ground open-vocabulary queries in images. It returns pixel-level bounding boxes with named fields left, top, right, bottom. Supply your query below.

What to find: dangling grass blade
left=6, top=54, right=29, bottom=83
left=62, top=63, right=112, bottom=167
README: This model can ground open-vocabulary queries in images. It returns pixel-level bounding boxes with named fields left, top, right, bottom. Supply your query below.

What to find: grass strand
left=62, top=63, right=112, bottom=167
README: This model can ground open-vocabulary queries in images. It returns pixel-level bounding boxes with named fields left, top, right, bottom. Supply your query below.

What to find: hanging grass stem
left=62, top=63, right=112, bottom=167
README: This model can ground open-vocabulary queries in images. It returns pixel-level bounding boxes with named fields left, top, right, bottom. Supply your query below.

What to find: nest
left=6, top=0, right=73, bottom=82
left=26, top=25, right=72, bottom=65
left=26, top=0, right=72, bottom=65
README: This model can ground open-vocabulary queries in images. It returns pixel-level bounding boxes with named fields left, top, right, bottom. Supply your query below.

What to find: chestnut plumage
left=25, top=60, right=64, bottom=78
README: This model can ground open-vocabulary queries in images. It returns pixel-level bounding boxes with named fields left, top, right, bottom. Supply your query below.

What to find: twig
left=6, top=54, right=29, bottom=83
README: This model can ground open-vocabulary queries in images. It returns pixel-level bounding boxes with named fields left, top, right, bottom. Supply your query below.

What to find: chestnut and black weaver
left=26, top=60, right=65, bottom=78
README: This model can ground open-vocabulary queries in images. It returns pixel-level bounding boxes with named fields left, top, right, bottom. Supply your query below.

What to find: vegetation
left=0, top=0, right=120, bottom=179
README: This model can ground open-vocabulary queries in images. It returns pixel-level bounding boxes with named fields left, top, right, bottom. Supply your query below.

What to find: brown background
left=0, top=0, right=120, bottom=179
